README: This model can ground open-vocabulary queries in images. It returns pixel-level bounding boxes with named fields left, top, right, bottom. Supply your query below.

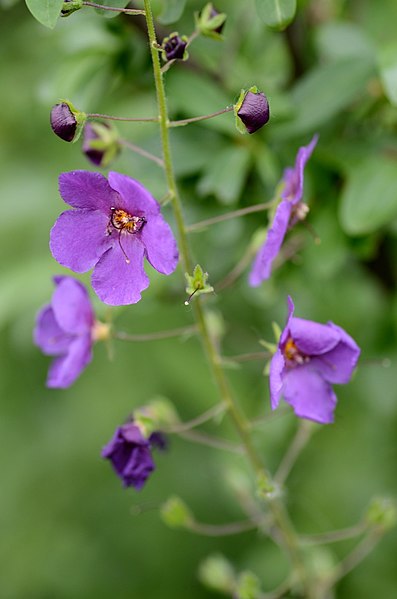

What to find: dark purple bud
left=50, top=102, right=77, bottom=142
left=209, top=6, right=226, bottom=34
left=237, top=91, right=270, bottom=134
left=163, top=34, right=188, bottom=61
left=82, top=121, right=120, bottom=168
left=102, top=423, right=155, bottom=490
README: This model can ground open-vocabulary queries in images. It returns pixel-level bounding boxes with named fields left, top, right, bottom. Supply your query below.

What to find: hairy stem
left=82, top=2, right=145, bottom=15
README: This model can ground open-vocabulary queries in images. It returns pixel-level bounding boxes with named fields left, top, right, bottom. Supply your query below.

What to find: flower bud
left=161, top=496, right=194, bottom=529
left=236, top=571, right=262, bottom=599
left=235, top=87, right=270, bottom=134
left=195, top=3, right=227, bottom=40
left=198, top=554, right=235, bottom=594
left=161, top=33, right=189, bottom=62
left=61, top=0, right=83, bottom=17
left=82, top=121, right=120, bottom=168
left=50, top=100, right=86, bottom=142
left=365, top=497, right=397, bottom=533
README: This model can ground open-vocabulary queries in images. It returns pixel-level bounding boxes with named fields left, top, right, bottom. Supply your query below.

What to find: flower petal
left=34, top=305, right=72, bottom=356
left=248, top=200, right=292, bottom=286
left=289, top=317, right=340, bottom=356
left=46, top=334, right=93, bottom=388
left=59, top=170, right=119, bottom=212
left=122, top=446, right=155, bottom=490
left=108, top=171, right=160, bottom=217
left=140, top=215, right=179, bottom=275
left=282, top=366, right=337, bottom=424
left=91, top=235, right=149, bottom=305
left=50, top=209, right=111, bottom=273
left=281, top=134, right=318, bottom=205
left=310, top=322, right=361, bottom=384
left=52, top=276, right=94, bottom=335
left=269, top=348, right=285, bottom=410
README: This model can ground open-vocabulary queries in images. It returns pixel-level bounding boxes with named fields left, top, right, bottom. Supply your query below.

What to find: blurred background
left=1, top=0, right=397, bottom=597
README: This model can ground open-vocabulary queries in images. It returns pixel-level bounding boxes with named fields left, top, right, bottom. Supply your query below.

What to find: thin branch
left=119, top=138, right=164, bottom=167
left=249, top=406, right=291, bottom=429
left=82, top=1, right=145, bottom=15
left=169, top=105, right=234, bottom=128
left=177, top=430, right=244, bottom=454
left=114, top=324, right=197, bottom=342
left=300, top=523, right=367, bottom=546
left=324, top=532, right=381, bottom=588
left=188, top=518, right=257, bottom=537
left=164, top=403, right=227, bottom=434
left=87, top=113, right=159, bottom=123
left=274, top=421, right=313, bottom=486
left=186, top=201, right=274, bottom=233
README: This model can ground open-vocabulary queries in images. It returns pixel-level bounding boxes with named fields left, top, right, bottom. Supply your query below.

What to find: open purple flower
left=270, top=297, right=360, bottom=424
left=34, top=276, right=95, bottom=388
left=249, top=135, right=318, bottom=286
left=102, top=422, right=166, bottom=489
left=50, top=171, right=179, bottom=306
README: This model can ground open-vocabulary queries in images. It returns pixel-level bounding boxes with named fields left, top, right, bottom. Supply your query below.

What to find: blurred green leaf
left=197, top=145, right=251, bottom=204
left=378, top=41, right=397, bottom=106
left=316, top=21, right=375, bottom=62
left=340, top=156, right=397, bottom=235
left=255, top=0, right=296, bottom=31
left=158, top=0, right=186, bottom=24
left=25, top=0, right=63, bottom=28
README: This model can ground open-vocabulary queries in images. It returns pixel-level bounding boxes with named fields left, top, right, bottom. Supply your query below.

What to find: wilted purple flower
left=102, top=422, right=166, bottom=489
left=50, top=171, right=179, bottom=306
left=270, top=297, right=360, bottom=424
left=237, top=91, right=270, bottom=134
left=34, top=276, right=95, bottom=388
left=249, top=135, right=318, bottom=285
left=162, top=33, right=188, bottom=61
left=82, top=122, right=120, bottom=168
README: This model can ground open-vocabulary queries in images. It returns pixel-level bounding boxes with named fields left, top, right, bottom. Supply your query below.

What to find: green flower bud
left=365, top=497, right=397, bottom=533
left=198, top=554, right=235, bottom=594
left=236, top=571, right=262, bottom=599
left=161, top=496, right=194, bottom=529
left=185, top=264, right=214, bottom=305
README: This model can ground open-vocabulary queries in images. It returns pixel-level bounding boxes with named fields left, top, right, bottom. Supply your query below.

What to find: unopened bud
left=365, top=497, right=397, bottom=533
left=82, top=121, right=120, bottom=168
left=161, top=496, right=193, bottom=529
left=162, top=33, right=189, bottom=62
left=196, top=3, right=227, bottom=40
left=61, top=0, right=83, bottom=17
left=198, top=554, right=235, bottom=594
left=50, top=100, right=86, bottom=142
left=235, top=87, right=270, bottom=134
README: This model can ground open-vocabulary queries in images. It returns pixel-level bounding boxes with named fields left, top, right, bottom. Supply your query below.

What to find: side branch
left=186, top=201, right=274, bottom=232
left=82, top=2, right=145, bottom=15
left=114, top=324, right=197, bottom=342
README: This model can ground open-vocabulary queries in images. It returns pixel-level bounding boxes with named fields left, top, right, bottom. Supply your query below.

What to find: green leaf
left=197, top=145, right=251, bottom=204
left=158, top=0, right=186, bottom=24
left=340, top=156, right=397, bottom=235
left=255, top=0, right=296, bottom=31
left=378, top=41, right=397, bottom=106
left=25, top=0, right=64, bottom=28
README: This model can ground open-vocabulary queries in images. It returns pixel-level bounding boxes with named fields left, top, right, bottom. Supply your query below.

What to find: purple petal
left=52, top=277, right=94, bottom=335
left=50, top=209, right=111, bottom=273
left=282, top=366, right=337, bottom=424
left=279, top=296, right=295, bottom=346
left=59, top=171, right=119, bottom=212
left=249, top=200, right=292, bottom=286
left=46, top=334, right=93, bottom=388
left=281, top=134, right=318, bottom=205
left=108, top=171, right=160, bottom=217
left=310, top=322, right=360, bottom=384
left=269, top=348, right=285, bottom=410
left=289, top=317, right=340, bottom=356
left=34, top=305, right=72, bottom=356
left=122, top=446, right=155, bottom=490
left=140, top=215, right=179, bottom=275
left=91, top=235, right=149, bottom=305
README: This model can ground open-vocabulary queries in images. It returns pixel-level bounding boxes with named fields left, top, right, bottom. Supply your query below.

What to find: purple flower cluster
left=102, top=422, right=166, bottom=490
left=50, top=171, right=179, bottom=306
left=249, top=135, right=318, bottom=285
left=34, top=276, right=95, bottom=388
left=270, top=297, right=360, bottom=424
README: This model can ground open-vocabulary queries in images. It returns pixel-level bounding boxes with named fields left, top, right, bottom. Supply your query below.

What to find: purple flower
left=50, top=171, right=179, bottom=306
left=249, top=135, right=318, bottom=285
left=237, top=91, right=270, bottom=134
left=34, top=276, right=95, bottom=388
left=102, top=422, right=164, bottom=489
left=270, top=297, right=360, bottom=424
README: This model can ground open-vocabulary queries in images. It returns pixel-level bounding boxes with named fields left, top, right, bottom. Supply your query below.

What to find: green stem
left=82, top=1, right=145, bottom=15
left=186, top=200, right=274, bottom=232
left=119, top=138, right=164, bottom=167
left=114, top=324, right=197, bottom=342
left=169, top=106, right=234, bottom=128
left=87, top=112, right=158, bottom=123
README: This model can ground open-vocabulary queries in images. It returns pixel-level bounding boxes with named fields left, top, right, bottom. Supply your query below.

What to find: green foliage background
left=1, top=0, right=397, bottom=597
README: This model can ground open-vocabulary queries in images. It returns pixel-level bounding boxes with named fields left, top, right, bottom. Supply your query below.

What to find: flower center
left=109, top=208, right=146, bottom=264
left=283, top=337, right=309, bottom=367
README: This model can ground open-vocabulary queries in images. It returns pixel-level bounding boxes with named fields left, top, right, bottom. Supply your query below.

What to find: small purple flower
left=162, top=33, right=188, bottom=61
left=34, top=276, right=95, bottom=388
left=50, top=171, right=179, bottom=306
left=237, top=91, right=270, bottom=134
left=249, top=135, right=318, bottom=285
left=102, top=422, right=165, bottom=489
left=270, top=297, right=360, bottom=424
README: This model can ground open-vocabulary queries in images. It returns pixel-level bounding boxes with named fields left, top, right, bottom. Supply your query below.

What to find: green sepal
left=60, top=98, right=86, bottom=143
left=185, top=264, right=214, bottom=304
left=195, top=3, right=227, bottom=41
left=236, top=571, right=262, bottom=599
left=134, top=397, right=179, bottom=437
left=60, top=0, right=83, bottom=17
left=234, top=86, right=259, bottom=135
left=198, top=554, right=235, bottom=594
left=161, top=496, right=194, bottom=529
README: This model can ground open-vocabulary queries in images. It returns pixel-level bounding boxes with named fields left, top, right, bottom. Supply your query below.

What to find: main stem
left=143, top=1, right=311, bottom=594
